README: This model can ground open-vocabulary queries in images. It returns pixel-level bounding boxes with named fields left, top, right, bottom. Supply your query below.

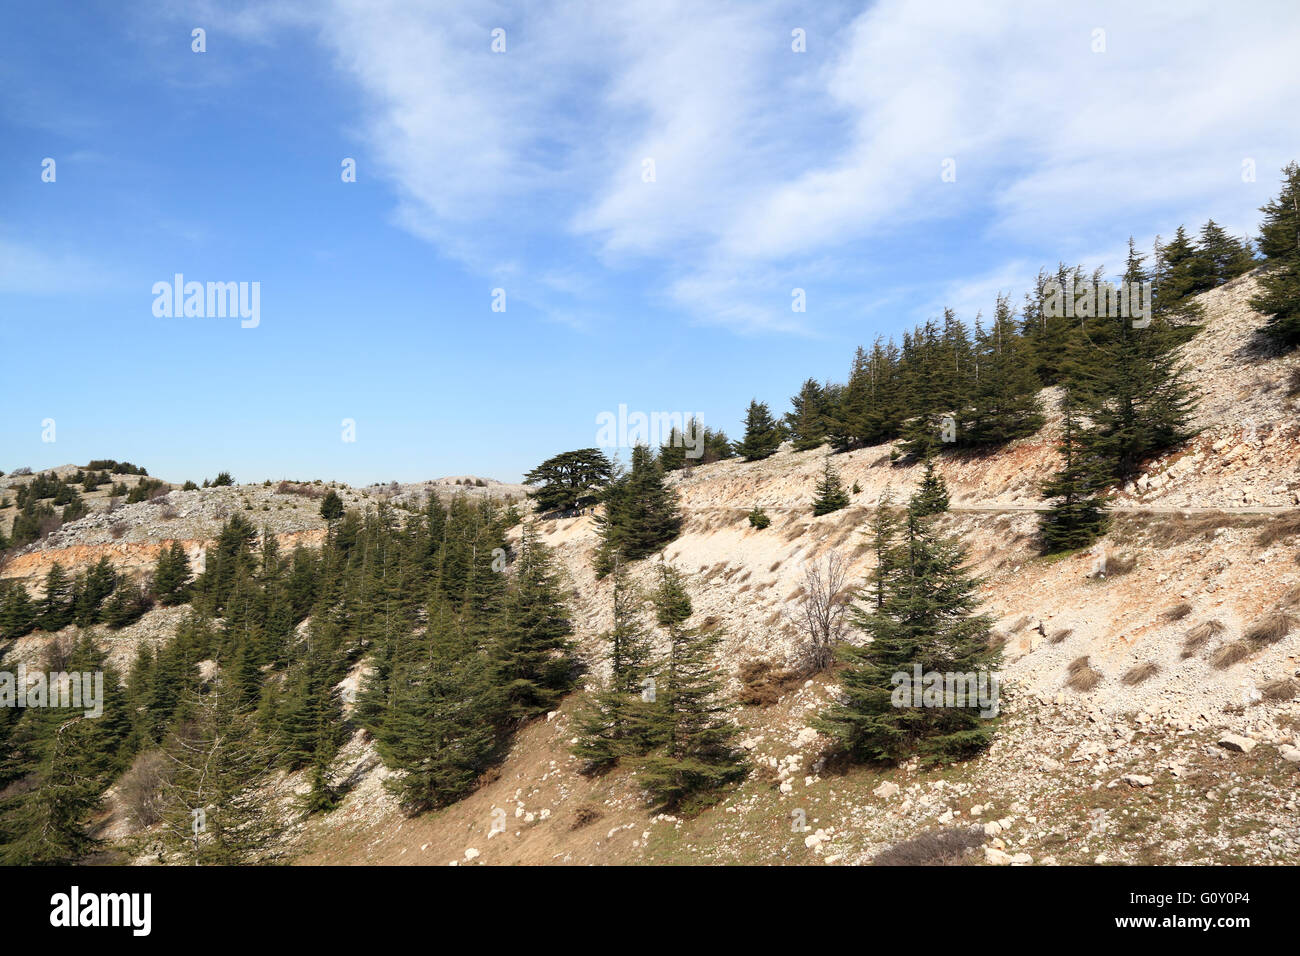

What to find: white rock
left=1218, top=734, right=1256, bottom=754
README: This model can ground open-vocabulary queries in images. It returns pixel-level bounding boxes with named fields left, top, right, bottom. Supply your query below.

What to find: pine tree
left=0, top=581, right=36, bottom=639
left=811, top=457, right=850, bottom=516
left=637, top=565, right=746, bottom=811
left=733, top=400, right=783, bottom=461
left=964, top=295, right=1044, bottom=446
left=814, top=494, right=999, bottom=764
left=910, top=460, right=949, bottom=517
left=593, top=445, right=682, bottom=575
left=319, top=489, right=344, bottom=523
left=490, top=524, right=576, bottom=724
left=572, top=554, right=655, bottom=771
left=1153, top=226, right=1209, bottom=320
left=786, top=379, right=832, bottom=451
left=1068, top=239, right=1196, bottom=483
left=1197, top=219, right=1256, bottom=286
left=0, top=633, right=129, bottom=863
left=1038, top=394, right=1110, bottom=553
left=39, top=562, right=75, bottom=631
left=1249, top=161, right=1300, bottom=347
left=152, top=541, right=193, bottom=606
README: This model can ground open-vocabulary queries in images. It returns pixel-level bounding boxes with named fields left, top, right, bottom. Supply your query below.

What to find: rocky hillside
left=294, top=272, right=1300, bottom=866
left=4, top=273, right=1298, bottom=866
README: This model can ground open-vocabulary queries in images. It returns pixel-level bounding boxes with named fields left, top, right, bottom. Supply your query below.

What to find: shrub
left=747, top=506, right=770, bottom=529
left=1121, top=662, right=1160, bottom=685
left=1211, top=640, right=1253, bottom=669
left=1065, top=656, right=1102, bottom=691
left=1261, top=677, right=1298, bottom=702
left=1244, top=612, right=1296, bottom=647
left=1162, top=603, right=1192, bottom=622
left=1181, top=619, right=1224, bottom=657
left=737, top=659, right=801, bottom=707
left=1049, top=628, right=1072, bottom=644
left=211, top=471, right=235, bottom=487
left=871, top=827, right=984, bottom=866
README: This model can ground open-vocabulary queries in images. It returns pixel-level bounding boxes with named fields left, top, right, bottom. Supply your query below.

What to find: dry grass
left=1103, top=553, right=1137, bottom=576
left=1049, top=628, right=1072, bottom=644
left=736, top=659, right=802, bottom=707
left=1256, top=512, right=1300, bottom=548
left=570, top=805, right=603, bottom=830
left=1162, top=603, right=1192, bottom=622
left=1244, top=612, right=1296, bottom=647
left=1260, top=677, right=1298, bottom=702
left=1009, top=615, right=1030, bottom=633
left=1181, top=619, right=1224, bottom=658
left=871, top=827, right=984, bottom=866
left=1211, top=640, right=1253, bottom=670
left=1066, top=656, right=1102, bottom=691
left=1121, top=662, right=1160, bottom=686
left=1115, top=511, right=1252, bottom=547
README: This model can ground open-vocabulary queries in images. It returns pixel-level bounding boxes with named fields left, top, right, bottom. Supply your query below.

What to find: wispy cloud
left=165, top=0, right=1300, bottom=333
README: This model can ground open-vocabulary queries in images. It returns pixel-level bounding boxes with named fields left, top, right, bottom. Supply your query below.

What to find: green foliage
left=1038, top=395, right=1110, bottom=553
left=812, top=458, right=850, bottom=516
left=211, top=472, right=235, bottom=487
left=152, top=541, right=193, bottom=606
left=786, top=379, right=837, bottom=451
left=733, top=400, right=784, bottom=461
left=747, top=506, right=771, bottom=529
left=815, top=494, right=1000, bottom=765
left=634, top=565, right=746, bottom=811
left=1065, top=239, right=1196, bottom=484
left=572, top=555, right=656, bottom=772
left=319, top=489, right=344, bottom=522
left=1249, top=162, right=1300, bottom=347
left=523, top=448, right=613, bottom=513
left=594, top=445, right=682, bottom=575
left=910, top=460, right=949, bottom=517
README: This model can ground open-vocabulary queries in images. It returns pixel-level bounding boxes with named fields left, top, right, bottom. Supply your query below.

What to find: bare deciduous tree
left=788, top=550, right=854, bottom=672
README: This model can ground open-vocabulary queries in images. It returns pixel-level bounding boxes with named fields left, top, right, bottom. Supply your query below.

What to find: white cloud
left=187, top=0, right=1300, bottom=332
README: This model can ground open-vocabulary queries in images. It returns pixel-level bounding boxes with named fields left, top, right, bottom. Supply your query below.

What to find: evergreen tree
left=151, top=541, right=193, bottom=606
left=815, top=494, right=999, bottom=764
left=0, top=633, right=129, bottom=863
left=572, top=554, right=655, bottom=771
left=523, top=448, right=613, bottom=513
left=491, top=524, right=577, bottom=723
left=811, top=457, right=850, bottom=516
left=636, top=565, right=746, bottom=811
left=964, top=295, right=1044, bottom=446
left=1197, top=219, right=1256, bottom=286
left=1157, top=224, right=1215, bottom=312
left=786, top=379, right=833, bottom=451
left=594, top=445, right=683, bottom=575
left=733, top=400, right=783, bottom=461
left=910, top=460, right=950, bottom=517
left=1068, top=239, right=1196, bottom=483
left=1038, top=394, right=1110, bottom=553
left=0, top=580, right=37, bottom=639
left=1249, top=161, right=1300, bottom=347
left=38, top=562, right=75, bottom=631
left=319, top=489, right=344, bottom=523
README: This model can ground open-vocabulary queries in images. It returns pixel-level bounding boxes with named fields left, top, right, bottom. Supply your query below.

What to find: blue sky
left=2, top=0, right=1297, bottom=485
